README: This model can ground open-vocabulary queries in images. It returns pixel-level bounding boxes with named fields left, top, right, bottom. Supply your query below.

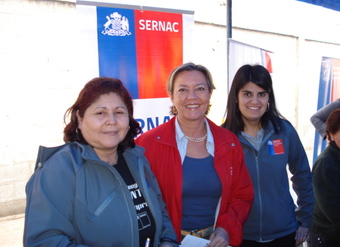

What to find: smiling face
left=237, top=82, right=269, bottom=126
left=170, top=70, right=212, bottom=123
left=77, top=92, right=130, bottom=154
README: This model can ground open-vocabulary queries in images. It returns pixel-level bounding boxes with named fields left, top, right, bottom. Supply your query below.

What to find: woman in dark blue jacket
left=222, top=64, right=313, bottom=247
left=308, top=109, right=340, bottom=246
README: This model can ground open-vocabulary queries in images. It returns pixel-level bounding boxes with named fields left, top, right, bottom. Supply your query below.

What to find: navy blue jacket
left=238, top=120, right=313, bottom=241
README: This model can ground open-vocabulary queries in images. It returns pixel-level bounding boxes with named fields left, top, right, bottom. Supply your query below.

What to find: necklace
left=185, top=134, right=207, bottom=143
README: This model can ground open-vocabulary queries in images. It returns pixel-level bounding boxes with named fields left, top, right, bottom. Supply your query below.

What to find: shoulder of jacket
left=313, top=147, right=338, bottom=172
left=267, top=118, right=295, bottom=137
left=280, top=119, right=300, bottom=137
left=35, top=142, right=91, bottom=171
left=35, top=143, right=69, bottom=170
left=280, top=118, right=293, bottom=128
left=137, top=118, right=174, bottom=142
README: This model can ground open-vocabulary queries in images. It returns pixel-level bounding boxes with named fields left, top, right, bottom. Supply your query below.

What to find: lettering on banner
left=136, top=116, right=171, bottom=132
left=139, top=19, right=179, bottom=32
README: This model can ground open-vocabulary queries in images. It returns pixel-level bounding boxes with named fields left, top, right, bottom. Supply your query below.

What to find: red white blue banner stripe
left=77, top=1, right=194, bottom=132
left=313, top=57, right=340, bottom=161
left=97, top=7, right=184, bottom=99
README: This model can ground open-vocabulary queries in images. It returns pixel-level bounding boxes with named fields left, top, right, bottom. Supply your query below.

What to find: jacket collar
left=35, top=142, right=145, bottom=169
left=238, top=121, right=276, bottom=144
left=329, top=141, right=340, bottom=161
left=152, top=117, right=178, bottom=147
left=151, top=116, right=237, bottom=152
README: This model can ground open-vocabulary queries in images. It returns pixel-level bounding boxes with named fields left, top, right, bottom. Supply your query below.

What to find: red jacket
left=136, top=117, right=253, bottom=246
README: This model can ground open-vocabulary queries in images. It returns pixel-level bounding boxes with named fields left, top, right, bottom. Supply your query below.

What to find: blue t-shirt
left=181, top=155, right=222, bottom=230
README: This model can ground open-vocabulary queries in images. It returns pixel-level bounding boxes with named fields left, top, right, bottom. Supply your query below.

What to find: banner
left=228, top=39, right=273, bottom=89
left=76, top=1, right=194, bottom=132
left=296, top=0, right=340, bottom=12
left=313, top=57, right=340, bottom=161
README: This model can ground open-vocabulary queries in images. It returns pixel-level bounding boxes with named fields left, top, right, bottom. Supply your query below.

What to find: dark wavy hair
left=221, top=64, right=285, bottom=135
left=63, top=77, right=141, bottom=152
left=166, top=62, right=216, bottom=116
left=326, top=108, right=340, bottom=142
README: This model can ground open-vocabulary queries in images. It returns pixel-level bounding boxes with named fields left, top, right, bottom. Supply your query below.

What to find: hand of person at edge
left=208, top=227, right=229, bottom=247
left=295, top=226, right=309, bottom=247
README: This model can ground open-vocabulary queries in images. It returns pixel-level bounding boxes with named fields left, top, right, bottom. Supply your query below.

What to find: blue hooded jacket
left=24, top=142, right=176, bottom=247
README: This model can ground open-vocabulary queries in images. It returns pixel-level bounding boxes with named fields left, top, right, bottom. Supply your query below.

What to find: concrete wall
left=0, top=0, right=339, bottom=217
left=0, top=0, right=82, bottom=217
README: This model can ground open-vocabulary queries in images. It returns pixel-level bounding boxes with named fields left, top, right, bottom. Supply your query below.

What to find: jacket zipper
left=254, top=152, right=264, bottom=241
left=242, top=131, right=273, bottom=241
left=138, top=159, right=159, bottom=247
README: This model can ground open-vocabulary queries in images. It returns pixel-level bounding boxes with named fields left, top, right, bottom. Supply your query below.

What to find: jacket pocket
left=89, top=190, right=118, bottom=220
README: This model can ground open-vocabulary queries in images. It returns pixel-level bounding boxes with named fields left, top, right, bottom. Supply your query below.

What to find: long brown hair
left=221, top=64, right=285, bottom=135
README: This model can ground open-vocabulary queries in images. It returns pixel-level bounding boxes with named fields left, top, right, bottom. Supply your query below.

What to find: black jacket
left=311, top=141, right=340, bottom=241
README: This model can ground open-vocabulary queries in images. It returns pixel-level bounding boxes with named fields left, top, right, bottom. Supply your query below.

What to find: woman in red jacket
left=136, top=62, right=254, bottom=247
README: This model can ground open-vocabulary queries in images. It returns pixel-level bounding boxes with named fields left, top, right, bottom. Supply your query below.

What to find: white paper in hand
left=180, top=234, right=233, bottom=247
left=180, top=234, right=210, bottom=247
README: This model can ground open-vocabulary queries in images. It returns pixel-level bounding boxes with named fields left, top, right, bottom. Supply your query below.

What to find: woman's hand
left=295, top=226, right=309, bottom=246
left=208, top=227, right=229, bottom=247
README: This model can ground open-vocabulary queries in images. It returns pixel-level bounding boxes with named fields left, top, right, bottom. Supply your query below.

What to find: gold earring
left=171, top=105, right=178, bottom=115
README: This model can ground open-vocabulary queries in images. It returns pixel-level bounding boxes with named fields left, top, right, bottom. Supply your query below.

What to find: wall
left=0, top=0, right=339, bottom=217
left=0, top=0, right=82, bottom=217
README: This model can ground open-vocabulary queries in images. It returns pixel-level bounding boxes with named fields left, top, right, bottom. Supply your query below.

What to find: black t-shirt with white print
left=113, top=151, right=155, bottom=247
